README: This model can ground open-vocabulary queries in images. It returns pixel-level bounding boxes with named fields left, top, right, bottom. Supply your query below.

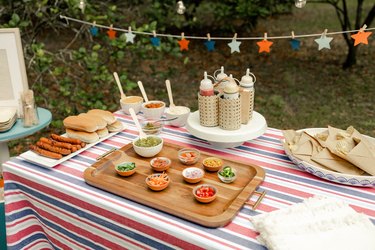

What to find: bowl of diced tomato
left=150, top=157, right=171, bottom=172
left=193, top=184, right=217, bottom=203
left=178, top=148, right=200, bottom=165
left=145, top=173, right=170, bottom=191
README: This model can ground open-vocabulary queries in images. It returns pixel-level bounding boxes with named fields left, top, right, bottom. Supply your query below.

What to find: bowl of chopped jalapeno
left=115, top=162, right=137, bottom=176
left=133, top=135, right=163, bottom=158
left=217, top=166, right=237, bottom=183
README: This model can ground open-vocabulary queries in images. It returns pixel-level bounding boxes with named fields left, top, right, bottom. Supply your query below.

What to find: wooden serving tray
left=84, top=142, right=265, bottom=228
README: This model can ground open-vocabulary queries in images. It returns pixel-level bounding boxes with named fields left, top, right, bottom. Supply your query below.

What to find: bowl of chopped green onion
left=217, top=166, right=237, bottom=183
left=115, top=162, right=137, bottom=176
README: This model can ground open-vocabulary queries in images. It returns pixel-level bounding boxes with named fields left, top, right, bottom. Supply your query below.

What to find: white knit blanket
left=251, top=196, right=375, bottom=250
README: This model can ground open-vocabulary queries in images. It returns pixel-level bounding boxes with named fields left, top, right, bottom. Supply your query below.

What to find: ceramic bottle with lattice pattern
left=239, top=69, right=256, bottom=124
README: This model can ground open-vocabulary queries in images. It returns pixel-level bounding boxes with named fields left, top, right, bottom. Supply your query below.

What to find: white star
left=125, top=31, right=136, bottom=44
left=314, top=35, right=333, bottom=50
left=228, top=38, right=241, bottom=53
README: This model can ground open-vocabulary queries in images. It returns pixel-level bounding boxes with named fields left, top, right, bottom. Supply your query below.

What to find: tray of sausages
left=20, top=132, right=118, bottom=168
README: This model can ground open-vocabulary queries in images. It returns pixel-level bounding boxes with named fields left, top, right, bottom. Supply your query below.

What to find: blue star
left=204, top=40, right=215, bottom=51
left=290, top=39, right=301, bottom=51
left=90, top=26, right=98, bottom=36
left=150, top=37, right=161, bottom=46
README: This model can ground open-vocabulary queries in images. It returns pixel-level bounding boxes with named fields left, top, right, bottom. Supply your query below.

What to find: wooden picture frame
left=0, top=28, right=29, bottom=114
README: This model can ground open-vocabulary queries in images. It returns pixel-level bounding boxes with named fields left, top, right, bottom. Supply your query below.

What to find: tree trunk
left=343, top=43, right=358, bottom=69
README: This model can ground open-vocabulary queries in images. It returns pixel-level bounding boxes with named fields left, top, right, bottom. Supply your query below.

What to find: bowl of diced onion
left=182, top=167, right=204, bottom=183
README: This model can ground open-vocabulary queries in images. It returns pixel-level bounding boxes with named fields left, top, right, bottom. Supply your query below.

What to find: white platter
left=186, top=111, right=267, bottom=148
left=20, top=132, right=119, bottom=168
left=283, top=128, right=375, bottom=187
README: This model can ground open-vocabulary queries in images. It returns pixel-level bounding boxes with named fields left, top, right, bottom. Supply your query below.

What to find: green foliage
left=0, top=0, right=291, bottom=146
left=122, top=0, right=292, bottom=33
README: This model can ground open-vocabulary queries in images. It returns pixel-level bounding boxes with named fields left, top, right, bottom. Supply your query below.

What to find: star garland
left=60, top=16, right=374, bottom=55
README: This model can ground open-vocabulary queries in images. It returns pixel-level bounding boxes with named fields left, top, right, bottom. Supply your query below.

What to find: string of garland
left=60, top=15, right=373, bottom=54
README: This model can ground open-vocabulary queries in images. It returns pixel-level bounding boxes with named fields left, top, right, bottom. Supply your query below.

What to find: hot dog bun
left=87, top=109, right=116, bottom=124
left=107, top=120, right=124, bottom=132
left=78, top=113, right=107, bottom=130
left=66, top=128, right=99, bottom=143
left=96, top=127, right=109, bottom=138
left=63, top=115, right=98, bottom=132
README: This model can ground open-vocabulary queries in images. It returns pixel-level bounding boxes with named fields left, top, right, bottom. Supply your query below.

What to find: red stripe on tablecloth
left=23, top=238, right=54, bottom=250
left=55, top=165, right=84, bottom=177
left=350, top=204, right=375, bottom=217
left=244, top=202, right=278, bottom=213
left=5, top=172, right=206, bottom=250
left=7, top=224, right=70, bottom=250
left=79, top=150, right=100, bottom=158
left=6, top=195, right=150, bottom=249
left=224, top=222, right=259, bottom=239
left=261, top=181, right=313, bottom=199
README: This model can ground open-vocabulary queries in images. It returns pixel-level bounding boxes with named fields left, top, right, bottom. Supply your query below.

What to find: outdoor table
left=2, top=111, right=375, bottom=249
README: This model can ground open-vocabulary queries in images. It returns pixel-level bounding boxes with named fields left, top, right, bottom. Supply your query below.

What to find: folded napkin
left=283, top=126, right=375, bottom=176
left=251, top=196, right=375, bottom=250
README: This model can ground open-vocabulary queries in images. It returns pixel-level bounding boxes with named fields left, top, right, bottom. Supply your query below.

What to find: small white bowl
left=165, top=106, right=190, bottom=127
left=141, top=119, right=163, bottom=135
left=132, top=136, right=163, bottom=158
left=120, top=96, right=143, bottom=115
left=142, top=101, right=165, bottom=120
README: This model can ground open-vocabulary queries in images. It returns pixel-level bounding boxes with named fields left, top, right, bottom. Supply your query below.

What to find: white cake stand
left=186, top=111, right=267, bottom=148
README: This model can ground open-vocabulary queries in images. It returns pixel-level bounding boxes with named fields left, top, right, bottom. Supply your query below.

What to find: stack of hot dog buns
left=63, top=109, right=124, bottom=143
left=30, top=134, right=86, bottom=159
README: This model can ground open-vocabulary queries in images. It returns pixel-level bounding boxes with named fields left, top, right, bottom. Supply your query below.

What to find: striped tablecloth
left=3, top=111, right=375, bottom=249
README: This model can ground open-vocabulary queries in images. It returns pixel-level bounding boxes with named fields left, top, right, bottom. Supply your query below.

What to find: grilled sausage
left=30, top=145, right=63, bottom=159
left=36, top=141, right=71, bottom=155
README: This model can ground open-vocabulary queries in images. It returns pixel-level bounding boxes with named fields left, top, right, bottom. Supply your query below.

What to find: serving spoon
left=129, top=108, right=147, bottom=139
left=165, top=79, right=176, bottom=112
left=137, top=81, right=149, bottom=103
left=113, top=72, right=126, bottom=100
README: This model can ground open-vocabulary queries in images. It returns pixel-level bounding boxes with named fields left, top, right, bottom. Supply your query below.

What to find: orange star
left=351, top=30, right=372, bottom=46
left=107, top=28, right=117, bottom=40
left=178, top=38, right=190, bottom=51
left=257, top=39, right=273, bottom=53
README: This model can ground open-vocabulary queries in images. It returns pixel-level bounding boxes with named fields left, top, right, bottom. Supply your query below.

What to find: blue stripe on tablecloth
left=257, top=136, right=281, bottom=144
left=9, top=209, right=105, bottom=249
left=236, top=145, right=290, bottom=161
left=266, top=168, right=375, bottom=200
left=5, top=182, right=176, bottom=250
left=8, top=233, right=54, bottom=250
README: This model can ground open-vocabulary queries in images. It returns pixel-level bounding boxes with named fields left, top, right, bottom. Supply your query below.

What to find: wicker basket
left=198, top=93, right=219, bottom=127
left=219, top=96, right=241, bottom=130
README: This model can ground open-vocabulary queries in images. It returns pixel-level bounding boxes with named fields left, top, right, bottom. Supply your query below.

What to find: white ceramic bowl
left=120, top=96, right=143, bottom=115
left=165, top=106, right=190, bottom=127
left=132, top=136, right=163, bottom=158
left=142, top=101, right=165, bottom=120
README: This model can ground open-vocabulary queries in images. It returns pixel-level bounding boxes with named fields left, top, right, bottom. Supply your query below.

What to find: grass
left=8, top=2, right=375, bottom=156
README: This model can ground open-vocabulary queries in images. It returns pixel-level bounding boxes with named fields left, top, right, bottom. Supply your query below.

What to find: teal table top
left=0, top=108, right=52, bottom=142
